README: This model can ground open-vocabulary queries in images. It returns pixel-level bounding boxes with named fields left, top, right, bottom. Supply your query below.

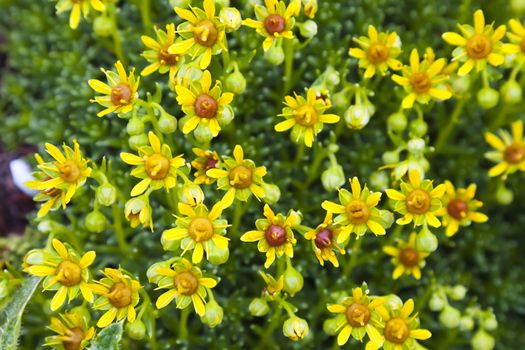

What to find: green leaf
left=0, top=276, right=42, bottom=350
left=88, top=321, right=124, bottom=350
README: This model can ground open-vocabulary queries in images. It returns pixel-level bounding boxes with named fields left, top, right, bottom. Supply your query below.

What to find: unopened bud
left=501, top=80, right=522, bottom=104
left=201, top=300, right=224, bottom=328
left=264, top=45, right=285, bottom=65
left=129, top=133, right=149, bottom=150
left=321, top=164, right=345, bottom=191
left=96, top=183, right=116, bottom=206
left=85, top=210, right=106, bottom=233
left=220, top=7, right=242, bottom=32
left=126, top=117, right=144, bottom=136
left=299, top=20, right=317, bottom=38
left=439, top=305, right=461, bottom=329
left=249, top=297, right=269, bottom=317
left=93, top=16, right=114, bottom=37
left=126, top=320, right=146, bottom=340
left=477, top=87, right=499, bottom=109
left=283, top=264, right=304, bottom=296
left=449, top=285, right=467, bottom=300
left=472, top=330, right=495, bottom=350
left=409, top=119, right=428, bottom=137
left=262, top=183, right=281, bottom=204
left=416, top=228, right=438, bottom=252
left=283, top=316, right=309, bottom=341
left=225, top=69, right=246, bottom=94
left=158, top=113, right=177, bottom=134
left=387, top=112, right=407, bottom=132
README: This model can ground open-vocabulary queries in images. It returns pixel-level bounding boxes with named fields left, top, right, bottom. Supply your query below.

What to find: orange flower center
left=367, top=43, right=389, bottom=64
left=58, top=160, right=81, bottom=183
left=447, top=199, right=469, bottom=220
left=229, top=165, right=253, bottom=189
left=384, top=318, right=410, bottom=344
left=409, top=72, right=431, bottom=94
left=406, top=189, right=431, bottom=214
left=346, top=200, right=370, bottom=224
left=111, top=83, right=132, bottom=106
left=345, top=303, right=371, bottom=327
left=294, top=105, right=318, bottom=126
left=108, top=282, right=133, bottom=308
left=503, top=143, right=525, bottom=164
left=264, top=14, right=286, bottom=35
left=188, top=217, right=214, bottom=242
left=520, top=38, right=525, bottom=54
left=159, top=45, right=179, bottom=65
left=193, top=19, right=218, bottom=47
left=466, top=34, right=492, bottom=59
left=173, top=271, right=198, bottom=295
left=194, top=94, right=218, bottom=119
left=314, top=228, right=333, bottom=249
left=62, top=327, right=84, bottom=350
left=145, top=153, right=170, bottom=180
left=56, top=260, right=82, bottom=287
left=399, top=247, right=419, bottom=267
left=265, top=224, right=286, bottom=246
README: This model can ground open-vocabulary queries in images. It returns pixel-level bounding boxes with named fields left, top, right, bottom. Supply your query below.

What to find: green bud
left=387, top=112, right=407, bottom=132
left=501, top=80, right=522, bottom=104
left=217, top=105, right=235, bottom=125
left=283, top=264, right=304, bottom=296
left=93, top=16, right=114, bottom=37
left=383, top=294, right=403, bottom=310
left=439, top=305, right=461, bottom=329
left=477, top=87, right=499, bottom=109
left=484, top=315, right=498, bottom=331
left=472, top=330, right=495, bottom=350
left=126, top=117, right=144, bottom=136
left=158, top=113, right=177, bottom=134
left=208, top=246, right=229, bottom=265
left=85, top=211, right=106, bottom=233
left=70, top=306, right=91, bottom=324
left=323, top=317, right=342, bottom=336
left=0, top=280, right=9, bottom=299
left=129, top=133, right=149, bottom=150
left=369, top=171, right=389, bottom=191
left=428, top=293, right=445, bottom=311
left=249, top=297, right=269, bottom=317
left=215, top=0, right=230, bottom=7
left=321, top=164, right=345, bottom=191
left=282, top=316, right=309, bottom=341
left=382, top=151, right=399, bottom=164
left=225, top=69, right=247, bottom=94
left=126, top=320, right=146, bottom=340
left=96, top=183, right=116, bottom=206
left=409, top=119, right=428, bottom=137
left=331, top=89, right=350, bottom=111
left=449, top=285, right=467, bottom=300
left=262, top=183, right=281, bottom=204
left=451, top=75, right=471, bottom=94
left=344, top=104, right=373, bottom=130
left=25, top=249, right=45, bottom=265
left=459, top=316, right=474, bottom=331
left=264, top=45, right=285, bottom=65
left=416, top=228, right=438, bottom=252
left=495, top=185, right=513, bottom=205
left=220, top=7, right=242, bottom=33
left=201, top=300, right=224, bottom=328
left=169, top=0, right=190, bottom=9
left=194, top=123, right=214, bottom=143
left=407, top=137, right=426, bottom=155
left=287, top=209, right=302, bottom=226
left=512, top=0, right=525, bottom=12
left=299, top=20, right=317, bottom=38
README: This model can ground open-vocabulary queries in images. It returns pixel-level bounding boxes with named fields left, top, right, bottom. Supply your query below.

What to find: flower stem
left=282, top=39, right=295, bottom=96
left=111, top=202, right=129, bottom=256
left=139, top=0, right=152, bottom=31
left=108, top=3, right=126, bottom=64
left=230, top=202, right=246, bottom=236
left=435, top=98, right=466, bottom=152
left=178, top=307, right=190, bottom=341
left=343, top=238, right=363, bottom=278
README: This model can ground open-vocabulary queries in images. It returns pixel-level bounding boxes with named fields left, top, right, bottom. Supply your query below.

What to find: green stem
left=255, top=306, right=283, bottom=350
left=282, top=39, right=295, bottom=96
left=178, top=307, right=190, bottom=341
left=111, top=202, right=128, bottom=255
left=108, top=4, right=126, bottom=64
left=435, top=99, right=466, bottom=152
left=230, top=202, right=246, bottom=237
left=293, top=143, right=305, bottom=167
left=343, top=238, right=363, bottom=278
left=139, top=0, right=152, bottom=31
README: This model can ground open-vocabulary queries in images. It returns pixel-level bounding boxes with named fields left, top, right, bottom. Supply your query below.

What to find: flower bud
left=93, top=16, right=114, bottom=37
left=323, top=317, right=341, bottom=335
left=262, top=183, right=281, bottom=204
left=299, top=20, right=317, bottom=38
left=369, top=171, right=389, bottom=191
left=0, top=280, right=9, bottom=299
left=495, top=185, right=513, bottom=205
left=217, top=105, right=235, bottom=125
left=472, top=330, right=495, bottom=350
left=501, top=80, right=522, bottom=104
left=264, top=45, right=285, bottom=65
left=416, top=228, right=438, bottom=252
left=249, top=297, right=269, bottom=317
left=287, top=209, right=302, bottom=226
left=383, top=294, right=403, bottom=310
left=25, top=249, right=45, bottom=266
left=283, top=264, right=304, bottom=296
left=169, top=0, right=190, bottom=9
left=215, top=0, right=230, bottom=7
left=208, top=246, right=229, bottom=265
left=220, top=7, right=242, bottom=32
left=70, top=306, right=91, bottom=324
left=407, top=137, right=426, bottom=155
left=201, top=300, right=224, bottom=328
left=409, top=119, right=428, bottom=137
left=321, top=164, right=345, bottom=192
left=126, top=117, right=144, bottom=136
left=194, top=123, right=214, bottom=143
left=179, top=182, right=204, bottom=206
left=302, top=0, right=318, bottom=18
left=387, top=112, right=407, bottom=132
left=96, top=183, right=116, bottom=206
left=451, top=75, right=471, bottom=95
left=477, top=87, right=499, bottom=109
left=439, top=305, right=461, bottom=329
left=331, top=89, right=350, bottom=111
left=459, top=316, right=474, bottom=331
left=225, top=69, right=247, bottom=94
left=512, top=0, right=525, bottom=12
left=428, top=293, right=445, bottom=311
left=126, top=320, right=146, bottom=340
left=449, top=285, right=467, bottom=300
left=85, top=210, right=106, bottom=233
left=484, top=315, right=498, bottom=331
left=129, top=133, right=149, bottom=150
left=382, top=151, right=399, bottom=164
left=282, top=316, right=309, bottom=341
left=158, top=113, right=177, bottom=134
left=344, top=103, right=374, bottom=130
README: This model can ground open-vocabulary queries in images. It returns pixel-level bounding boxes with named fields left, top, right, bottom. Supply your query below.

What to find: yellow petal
left=131, top=177, right=152, bottom=196
left=79, top=251, right=96, bottom=268
left=52, top=239, right=69, bottom=259
left=51, top=286, right=68, bottom=311
left=411, top=329, right=432, bottom=340
left=442, top=32, right=467, bottom=46
left=275, top=118, right=296, bottom=132
left=88, top=79, right=112, bottom=94
left=488, top=162, right=508, bottom=177
left=120, top=152, right=144, bottom=165
left=192, top=294, right=205, bottom=316
left=156, top=289, right=177, bottom=309
left=233, top=145, right=244, bottom=163
left=241, top=230, right=265, bottom=242
left=484, top=132, right=505, bottom=151
left=337, top=324, right=352, bottom=346
left=473, top=9, right=485, bottom=34
left=199, top=277, right=218, bottom=288
left=148, top=131, right=161, bottom=153
left=97, top=308, right=118, bottom=328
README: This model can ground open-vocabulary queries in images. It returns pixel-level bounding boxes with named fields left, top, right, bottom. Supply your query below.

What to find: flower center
left=447, top=199, right=469, bottom=220
left=145, top=153, right=170, bottom=180
left=410, top=72, right=431, bottom=94
left=108, top=282, right=133, bottom=308
left=188, top=217, right=214, bottom=242
left=503, top=143, right=525, bottom=164
left=229, top=165, right=253, bottom=189
left=399, top=247, right=419, bottom=267
left=346, top=200, right=370, bottom=224
left=111, top=83, right=132, bottom=106
left=314, top=228, right=333, bottom=249
left=58, top=160, right=81, bottom=183
left=345, top=303, right=371, bottom=327
left=520, top=38, right=525, bottom=54
left=62, top=327, right=84, bottom=350
left=367, top=43, right=389, bottom=64
left=264, top=14, right=286, bottom=35
left=384, top=318, right=410, bottom=344
left=294, top=105, right=318, bottom=126
left=406, top=189, right=431, bottom=214
left=158, top=45, right=179, bottom=65
left=56, top=260, right=82, bottom=287
left=205, top=157, right=218, bottom=170
left=193, top=19, right=218, bottom=47
left=466, top=34, right=492, bottom=59
left=265, top=224, right=286, bottom=246
left=194, top=94, right=218, bottom=119
left=173, top=271, right=198, bottom=295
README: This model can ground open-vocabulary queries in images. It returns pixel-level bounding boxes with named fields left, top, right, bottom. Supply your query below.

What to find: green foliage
left=88, top=321, right=124, bottom=350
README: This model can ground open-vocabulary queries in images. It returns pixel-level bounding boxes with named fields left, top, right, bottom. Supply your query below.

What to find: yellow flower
left=120, top=132, right=185, bottom=197
left=45, top=310, right=94, bottom=349
left=243, top=0, right=300, bottom=51
left=369, top=299, right=432, bottom=350
left=302, top=0, right=317, bottom=18
left=191, top=148, right=220, bottom=185
left=55, top=0, right=105, bottom=29
left=349, top=25, right=402, bottom=78
left=383, top=233, right=429, bottom=280
left=206, top=145, right=267, bottom=208
left=436, top=181, right=488, bottom=237
left=442, top=9, right=506, bottom=76
left=26, top=141, right=91, bottom=217
left=260, top=272, right=284, bottom=300
left=175, top=70, right=234, bottom=138
left=304, top=212, right=345, bottom=267
left=392, top=49, right=452, bottom=109
left=141, top=24, right=185, bottom=81
left=169, top=0, right=227, bottom=69
left=161, top=201, right=229, bottom=264
left=485, top=120, right=525, bottom=179
left=386, top=169, right=445, bottom=228
left=88, top=61, right=140, bottom=117
left=326, top=286, right=385, bottom=346
left=503, top=19, right=525, bottom=60
left=124, top=195, right=153, bottom=231
left=322, top=177, right=391, bottom=242
left=91, top=268, right=141, bottom=328
left=24, top=239, right=95, bottom=311
left=150, top=258, right=218, bottom=316
left=275, top=88, right=340, bottom=147
left=240, top=204, right=297, bottom=268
